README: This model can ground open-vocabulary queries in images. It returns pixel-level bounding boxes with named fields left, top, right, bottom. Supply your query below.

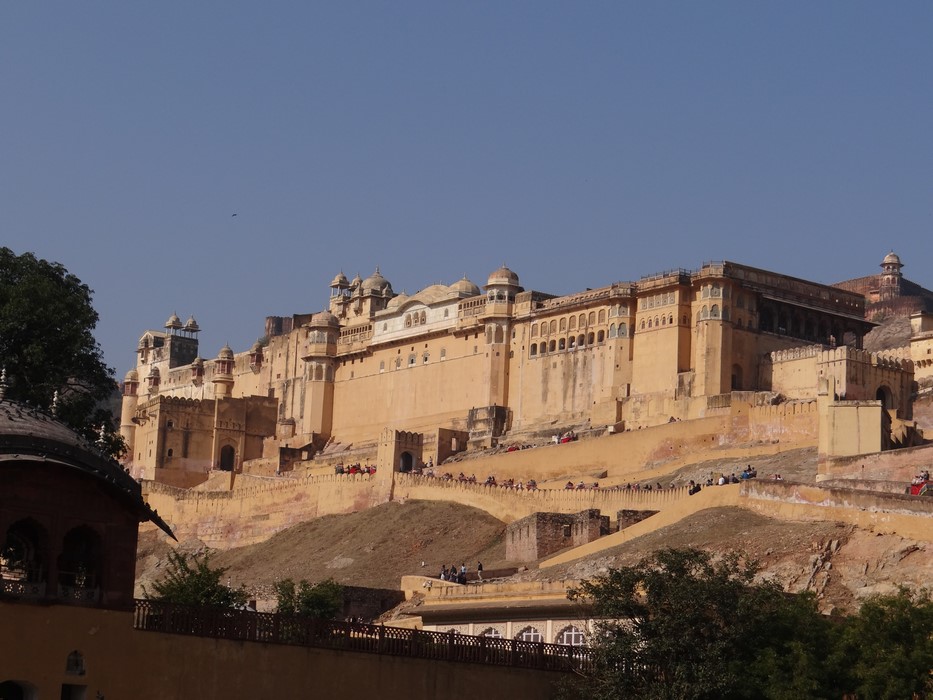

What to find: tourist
left=477, top=561, right=483, bottom=581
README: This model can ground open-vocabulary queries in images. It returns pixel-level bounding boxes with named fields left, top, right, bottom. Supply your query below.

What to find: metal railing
left=134, top=599, right=592, bottom=673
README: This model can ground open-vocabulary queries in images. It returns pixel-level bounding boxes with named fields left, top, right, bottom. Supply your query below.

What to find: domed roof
left=250, top=340, right=263, bottom=353
left=147, top=365, right=160, bottom=379
left=450, top=276, right=481, bottom=297
left=217, top=344, right=234, bottom=360
left=361, top=267, right=392, bottom=293
left=0, top=397, right=174, bottom=538
left=350, top=273, right=363, bottom=288
left=882, top=251, right=902, bottom=267
left=487, top=265, right=520, bottom=287
left=310, top=310, right=340, bottom=327
left=164, top=313, right=182, bottom=330
left=124, top=369, right=139, bottom=383
left=385, top=292, right=409, bottom=310
left=192, top=356, right=204, bottom=367
left=330, top=271, right=349, bottom=287
left=184, top=316, right=200, bottom=333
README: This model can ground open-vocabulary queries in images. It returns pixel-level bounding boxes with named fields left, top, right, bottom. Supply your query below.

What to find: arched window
left=558, top=338, right=566, bottom=351
left=65, top=651, right=86, bottom=676
left=539, top=342, right=547, bottom=355
left=619, top=323, right=627, bottom=337
left=578, top=334, right=585, bottom=347
left=58, top=526, right=102, bottom=599
left=549, top=340, right=556, bottom=353
left=420, top=310, right=426, bottom=324
left=588, top=312, right=596, bottom=325
left=669, top=314, right=674, bottom=325
left=579, top=314, right=586, bottom=328
left=480, top=627, right=503, bottom=639
left=598, top=309, right=605, bottom=323
left=549, top=320, right=557, bottom=334
left=405, top=314, right=412, bottom=327
left=609, top=323, right=616, bottom=338
left=711, top=284, right=721, bottom=298
left=568, top=336, right=576, bottom=349
left=661, top=316, right=666, bottom=325
left=556, top=625, right=586, bottom=646
left=2, top=518, right=49, bottom=588
left=648, top=318, right=652, bottom=328
left=379, top=361, right=385, bottom=373
left=314, top=365, right=324, bottom=381
left=702, top=286, right=710, bottom=299
left=531, top=323, right=538, bottom=338
left=408, top=354, right=416, bottom=367
left=560, top=318, right=567, bottom=332
left=569, top=316, right=577, bottom=330
left=597, top=330, right=605, bottom=342
left=711, top=304, right=720, bottom=319
left=640, top=320, right=646, bottom=330
left=530, top=345, right=537, bottom=357
left=516, top=626, right=543, bottom=642
left=494, top=326, right=504, bottom=343
left=701, top=306, right=709, bottom=320
left=588, top=332, right=595, bottom=344
left=423, top=353, right=429, bottom=364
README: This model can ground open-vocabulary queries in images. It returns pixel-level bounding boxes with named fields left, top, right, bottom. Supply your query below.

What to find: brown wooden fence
left=134, top=599, right=592, bottom=673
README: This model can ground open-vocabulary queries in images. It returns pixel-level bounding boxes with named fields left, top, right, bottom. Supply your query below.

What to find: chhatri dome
left=486, top=265, right=520, bottom=288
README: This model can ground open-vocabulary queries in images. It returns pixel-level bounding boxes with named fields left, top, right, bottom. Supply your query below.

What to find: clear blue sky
left=2, top=2, right=932, bottom=375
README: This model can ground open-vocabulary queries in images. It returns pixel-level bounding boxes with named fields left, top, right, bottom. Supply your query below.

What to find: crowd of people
left=437, top=561, right=484, bottom=584
left=334, top=463, right=377, bottom=475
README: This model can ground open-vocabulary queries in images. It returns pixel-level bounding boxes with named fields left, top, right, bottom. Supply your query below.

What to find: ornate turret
left=879, top=251, right=904, bottom=302
left=485, top=265, right=523, bottom=302
left=164, top=313, right=183, bottom=334
left=212, top=344, right=235, bottom=399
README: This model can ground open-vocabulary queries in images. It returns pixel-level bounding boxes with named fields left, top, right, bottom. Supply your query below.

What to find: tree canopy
left=0, top=247, right=120, bottom=452
left=145, top=550, right=248, bottom=608
left=564, top=547, right=932, bottom=700
left=273, top=577, right=344, bottom=620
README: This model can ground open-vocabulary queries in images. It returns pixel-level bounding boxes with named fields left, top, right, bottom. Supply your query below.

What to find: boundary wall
left=140, top=406, right=819, bottom=548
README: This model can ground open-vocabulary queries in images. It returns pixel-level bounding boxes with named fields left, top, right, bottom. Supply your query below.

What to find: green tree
left=145, top=550, right=248, bottom=608
left=565, top=547, right=835, bottom=700
left=0, top=247, right=122, bottom=453
left=832, top=588, right=933, bottom=700
left=274, top=577, right=343, bottom=619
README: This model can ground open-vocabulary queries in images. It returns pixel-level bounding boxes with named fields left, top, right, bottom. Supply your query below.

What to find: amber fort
left=120, top=251, right=933, bottom=486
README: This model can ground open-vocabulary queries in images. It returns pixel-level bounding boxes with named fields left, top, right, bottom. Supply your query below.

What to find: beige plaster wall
left=0, top=602, right=563, bottom=700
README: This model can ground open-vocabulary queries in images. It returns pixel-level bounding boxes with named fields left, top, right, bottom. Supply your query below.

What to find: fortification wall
left=143, top=472, right=391, bottom=547
left=740, top=480, right=933, bottom=541
left=393, top=475, right=689, bottom=523
left=818, top=441, right=933, bottom=483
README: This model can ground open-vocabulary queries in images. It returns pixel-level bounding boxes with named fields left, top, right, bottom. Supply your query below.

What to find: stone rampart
left=142, top=472, right=391, bottom=547
left=818, top=441, right=933, bottom=483
left=392, top=474, right=690, bottom=523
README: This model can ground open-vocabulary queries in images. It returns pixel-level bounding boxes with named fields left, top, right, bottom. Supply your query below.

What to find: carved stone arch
left=569, top=316, right=577, bottom=331
left=515, top=625, right=543, bottom=642
left=58, top=525, right=102, bottom=597
left=2, top=518, right=49, bottom=586
left=555, top=624, right=586, bottom=646
left=479, top=626, right=503, bottom=638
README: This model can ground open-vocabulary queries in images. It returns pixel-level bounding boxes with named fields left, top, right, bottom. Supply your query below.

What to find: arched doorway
left=731, top=364, right=743, bottom=391
left=398, top=451, right=414, bottom=473
left=219, top=444, right=236, bottom=471
left=0, top=680, right=38, bottom=700
left=876, top=385, right=893, bottom=411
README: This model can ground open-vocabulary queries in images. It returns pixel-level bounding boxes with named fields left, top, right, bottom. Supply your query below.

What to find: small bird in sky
left=231, top=213, right=238, bottom=217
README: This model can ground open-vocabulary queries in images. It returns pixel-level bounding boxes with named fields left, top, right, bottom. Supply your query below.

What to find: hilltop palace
left=120, top=253, right=933, bottom=486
